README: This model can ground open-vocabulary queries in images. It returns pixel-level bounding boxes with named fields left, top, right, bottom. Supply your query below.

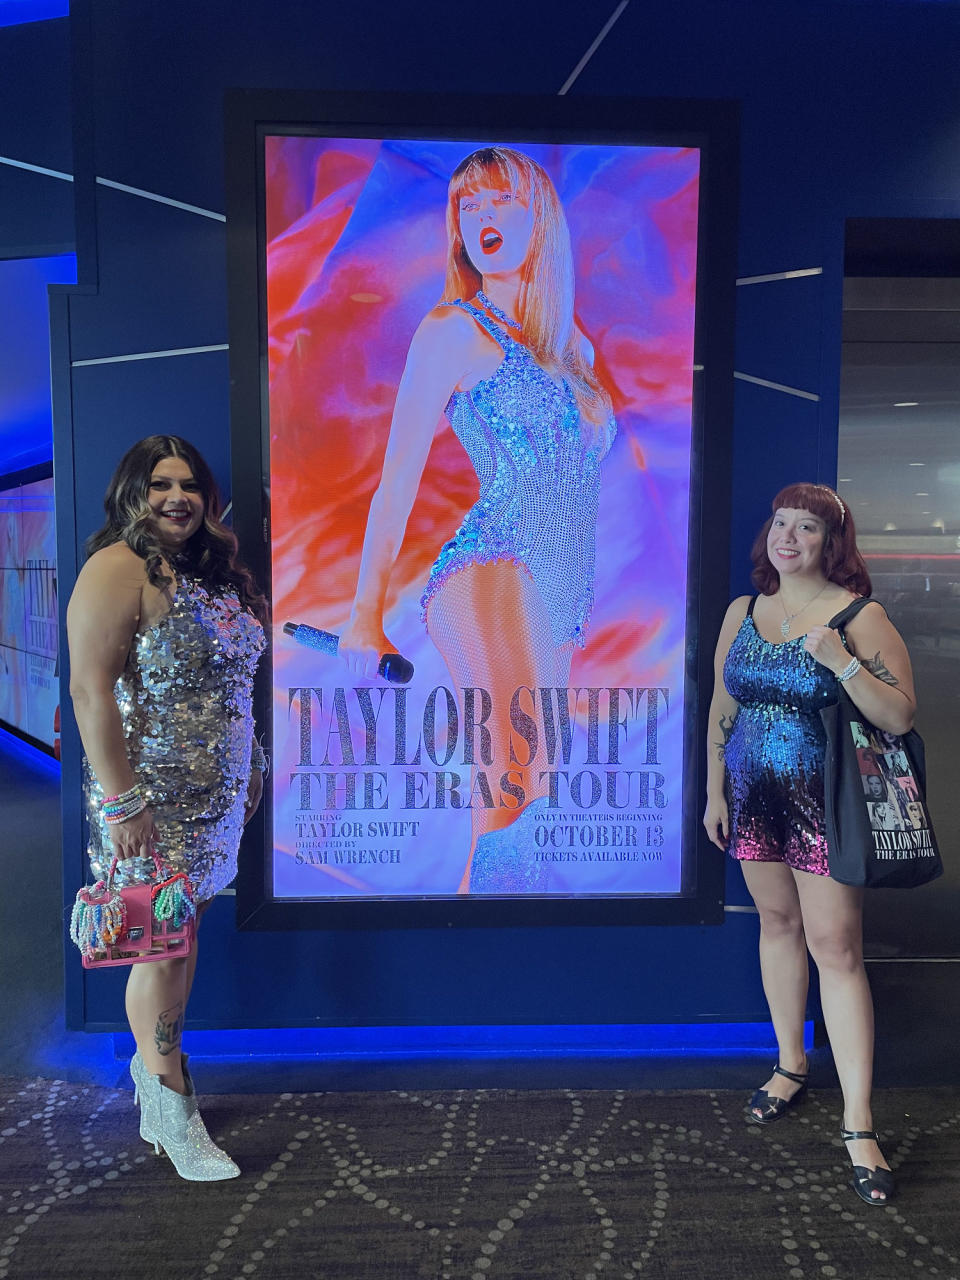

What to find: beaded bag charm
left=152, top=869, right=196, bottom=930
left=70, top=880, right=127, bottom=956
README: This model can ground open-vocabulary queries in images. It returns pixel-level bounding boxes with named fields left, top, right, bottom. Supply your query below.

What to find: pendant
left=780, top=618, right=791, bottom=638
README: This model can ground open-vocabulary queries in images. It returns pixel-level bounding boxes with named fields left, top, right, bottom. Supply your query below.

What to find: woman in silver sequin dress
left=704, top=483, right=917, bottom=1205
left=338, top=147, right=616, bottom=893
left=67, top=436, right=267, bottom=1180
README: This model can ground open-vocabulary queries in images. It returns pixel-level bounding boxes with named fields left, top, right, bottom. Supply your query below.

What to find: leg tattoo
left=155, top=1002, right=184, bottom=1057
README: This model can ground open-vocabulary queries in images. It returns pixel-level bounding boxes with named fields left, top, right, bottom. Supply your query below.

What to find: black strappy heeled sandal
left=841, top=1129, right=895, bottom=1206
left=746, top=1062, right=808, bottom=1125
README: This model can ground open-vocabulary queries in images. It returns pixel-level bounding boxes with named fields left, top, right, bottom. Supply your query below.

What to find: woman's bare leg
left=182, top=897, right=213, bottom=1006
left=794, top=871, right=889, bottom=1198
left=740, top=860, right=809, bottom=1113
left=125, top=958, right=189, bottom=1093
left=125, top=898, right=211, bottom=1093
left=427, top=560, right=563, bottom=884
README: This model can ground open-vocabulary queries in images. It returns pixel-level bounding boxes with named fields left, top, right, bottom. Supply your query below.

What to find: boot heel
left=140, top=1121, right=161, bottom=1153
left=143, top=1135, right=162, bottom=1156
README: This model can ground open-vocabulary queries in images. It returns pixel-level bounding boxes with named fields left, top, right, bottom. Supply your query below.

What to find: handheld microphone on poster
left=282, top=622, right=415, bottom=685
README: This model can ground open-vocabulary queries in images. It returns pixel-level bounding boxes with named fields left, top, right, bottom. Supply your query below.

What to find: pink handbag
left=70, top=855, right=196, bottom=969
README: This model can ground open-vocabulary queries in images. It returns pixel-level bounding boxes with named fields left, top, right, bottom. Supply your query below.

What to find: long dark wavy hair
left=750, top=481, right=872, bottom=597
left=86, top=435, right=268, bottom=622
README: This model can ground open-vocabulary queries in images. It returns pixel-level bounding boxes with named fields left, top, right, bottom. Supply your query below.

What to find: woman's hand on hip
left=703, top=795, right=729, bottom=850
left=803, top=625, right=850, bottom=675
left=108, top=807, right=156, bottom=861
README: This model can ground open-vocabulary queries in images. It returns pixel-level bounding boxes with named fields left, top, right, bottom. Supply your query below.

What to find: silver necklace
left=779, top=583, right=829, bottom=637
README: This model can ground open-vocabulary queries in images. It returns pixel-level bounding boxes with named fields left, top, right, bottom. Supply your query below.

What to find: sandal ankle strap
left=773, top=1063, right=808, bottom=1085
left=841, top=1128, right=879, bottom=1142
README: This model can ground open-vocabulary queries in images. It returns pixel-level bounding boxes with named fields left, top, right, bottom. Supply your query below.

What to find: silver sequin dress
left=420, top=301, right=616, bottom=648
left=85, top=572, right=266, bottom=900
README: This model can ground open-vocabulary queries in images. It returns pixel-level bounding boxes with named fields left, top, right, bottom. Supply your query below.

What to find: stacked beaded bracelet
left=102, top=784, right=147, bottom=824
left=837, top=656, right=862, bottom=683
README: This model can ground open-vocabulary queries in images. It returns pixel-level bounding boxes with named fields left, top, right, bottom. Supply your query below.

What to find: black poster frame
left=225, top=89, right=738, bottom=930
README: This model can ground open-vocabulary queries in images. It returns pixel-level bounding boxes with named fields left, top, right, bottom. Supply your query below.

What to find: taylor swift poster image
left=264, top=135, right=699, bottom=898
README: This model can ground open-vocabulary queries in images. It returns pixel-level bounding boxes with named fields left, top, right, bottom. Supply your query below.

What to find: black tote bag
left=820, top=599, right=942, bottom=889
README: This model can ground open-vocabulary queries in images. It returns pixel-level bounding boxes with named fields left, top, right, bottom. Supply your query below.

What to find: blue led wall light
left=0, top=2, right=68, bottom=28
left=111, top=1022, right=815, bottom=1063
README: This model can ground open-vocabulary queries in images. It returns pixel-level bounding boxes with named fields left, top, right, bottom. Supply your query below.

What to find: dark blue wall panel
left=66, top=191, right=228, bottom=362
left=50, top=0, right=960, bottom=1032
left=0, top=16, right=73, bottom=257
left=734, top=276, right=826, bottom=395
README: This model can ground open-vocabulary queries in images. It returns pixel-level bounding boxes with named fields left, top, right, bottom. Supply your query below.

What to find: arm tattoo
left=713, top=713, right=736, bottom=762
left=862, top=652, right=900, bottom=688
left=155, top=1002, right=184, bottom=1057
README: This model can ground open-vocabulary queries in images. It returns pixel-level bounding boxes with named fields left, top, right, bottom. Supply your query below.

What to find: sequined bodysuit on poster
left=85, top=574, right=266, bottom=900
left=722, top=597, right=840, bottom=876
left=418, top=300, right=616, bottom=893
left=420, top=301, right=616, bottom=648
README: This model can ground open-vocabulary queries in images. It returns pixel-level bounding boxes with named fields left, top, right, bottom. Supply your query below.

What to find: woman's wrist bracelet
left=837, top=656, right=862, bottom=683
left=103, top=801, right=147, bottom=824
left=103, top=784, right=140, bottom=806
left=102, top=783, right=147, bottom=824
left=251, top=740, right=269, bottom=775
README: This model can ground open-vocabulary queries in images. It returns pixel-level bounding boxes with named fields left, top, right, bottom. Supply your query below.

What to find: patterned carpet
left=0, top=1077, right=958, bottom=1279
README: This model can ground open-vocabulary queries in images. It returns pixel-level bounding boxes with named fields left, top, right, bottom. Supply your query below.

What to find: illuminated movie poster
left=264, top=135, right=700, bottom=898
left=0, top=474, right=58, bottom=749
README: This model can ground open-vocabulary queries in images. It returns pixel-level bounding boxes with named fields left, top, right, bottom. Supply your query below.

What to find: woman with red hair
left=704, top=482, right=917, bottom=1205
left=338, top=146, right=615, bottom=893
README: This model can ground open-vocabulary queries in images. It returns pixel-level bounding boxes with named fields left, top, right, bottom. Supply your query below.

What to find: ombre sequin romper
left=85, top=573, right=266, bottom=900
left=420, top=301, right=615, bottom=648
left=723, top=597, right=841, bottom=876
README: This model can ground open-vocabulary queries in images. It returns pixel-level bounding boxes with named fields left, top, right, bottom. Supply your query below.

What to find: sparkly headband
left=816, top=485, right=845, bottom=527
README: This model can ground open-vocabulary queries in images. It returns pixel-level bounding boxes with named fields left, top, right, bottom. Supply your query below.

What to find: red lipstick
left=480, top=226, right=503, bottom=255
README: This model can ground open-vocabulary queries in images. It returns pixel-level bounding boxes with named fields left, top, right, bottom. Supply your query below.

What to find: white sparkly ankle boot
left=130, top=1050, right=239, bottom=1181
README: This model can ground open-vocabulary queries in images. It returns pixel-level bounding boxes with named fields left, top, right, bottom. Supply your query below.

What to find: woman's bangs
left=773, top=483, right=839, bottom=527
left=451, top=150, right=530, bottom=204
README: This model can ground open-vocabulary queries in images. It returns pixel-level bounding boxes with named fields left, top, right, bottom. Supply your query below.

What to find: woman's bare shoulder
left=68, top=542, right=149, bottom=637
left=849, top=596, right=885, bottom=616
left=844, top=597, right=894, bottom=637
left=417, top=303, right=487, bottom=343
left=725, top=594, right=753, bottom=623
left=79, top=541, right=148, bottom=584
left=405, top=304, right=494, bottom=377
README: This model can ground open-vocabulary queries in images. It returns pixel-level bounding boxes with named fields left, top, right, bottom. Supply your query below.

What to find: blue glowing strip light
left=0, top=725, right=60, bottom=777
left=0, top=1, right=68, bottom=27
left=114, top=1022, right=814, bottom=1062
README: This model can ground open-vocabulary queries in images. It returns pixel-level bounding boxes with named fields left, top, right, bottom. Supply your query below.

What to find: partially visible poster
left=263, top=135, right=699, bottom=898
left=0, top=473, right=58, bottom=749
